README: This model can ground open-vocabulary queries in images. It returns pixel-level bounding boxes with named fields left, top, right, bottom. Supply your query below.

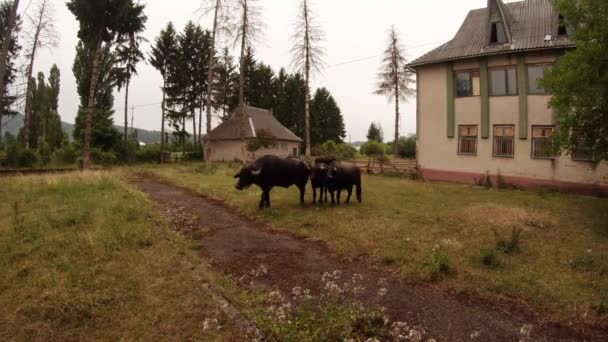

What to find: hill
left=1, top=113, right=163, bottom=144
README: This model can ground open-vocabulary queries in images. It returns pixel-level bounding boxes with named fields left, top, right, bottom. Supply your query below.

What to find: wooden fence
left=348, top=158, right=418, bottom=177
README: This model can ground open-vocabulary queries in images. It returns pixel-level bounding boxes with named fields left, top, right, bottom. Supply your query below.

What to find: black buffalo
left=326, top=161, right=362, bottom=205
left=314, top=156, right=336, bottom=165
left=310, top=163, right=330, bottom=204
left=234, top=155, right=310, bottom=209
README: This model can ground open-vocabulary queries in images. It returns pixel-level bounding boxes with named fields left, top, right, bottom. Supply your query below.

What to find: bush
left=136, top=144, right=161, bottom=163
left=91, top=149, right=118, bottom=166
left=312, top=141, right=357, bottom=160
left=53, top=144, right=79, bottom=164
left=393, top=135, right=416, bottom=159
left=360, top=141, right=386, bottom=160
left=494, top=228, right=522, bottom=255
left=6, top=142, right=38, bottom=168
left=424, top=246, right=451, bottom=281
left=36, top=139, right=53, bottom=167
left=480, top=249, right=500, bottom=268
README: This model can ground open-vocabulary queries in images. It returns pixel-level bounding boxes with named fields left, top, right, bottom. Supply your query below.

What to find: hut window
left=558, top=14, right=568, bottom=36
left=456, top=70, right=480, bottom=97
left=493, top=125, right=515, bottom=157
left=532, top=126, right=554, bottom=159
left=490, top=67, right=517, bottom=96
left=490, top=22, right=507, bottom=44
left=458, top=125, right=478, bottom=155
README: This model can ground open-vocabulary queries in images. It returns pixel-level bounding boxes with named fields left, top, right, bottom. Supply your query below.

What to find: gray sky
left=32, top=0, right=491, bottom=142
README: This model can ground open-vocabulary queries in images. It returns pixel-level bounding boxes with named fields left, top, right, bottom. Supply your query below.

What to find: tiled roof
left=206, top=106, right=302, bottom=142
left=409, top=0, right=574, bottom=67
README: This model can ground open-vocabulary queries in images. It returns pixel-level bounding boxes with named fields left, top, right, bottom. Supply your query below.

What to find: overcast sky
left=31, top=0, right=495, bottom=142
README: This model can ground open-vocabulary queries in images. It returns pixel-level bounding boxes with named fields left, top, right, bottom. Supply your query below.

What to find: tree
left=26, top=67, right=62, bottom=150
left=0, top=1, right=20, bottom=141
left=291, top=0, right=325, bottom=158
left=310, top=87, right=345, bottom=145
left=366, top=122, right=383, bottom=143
left=72, top=41, right=121, bottom=151
left=116, top=32, right=146, bottom=145
left=200, top=0, right=233, bottom=165
left=360, top=140, right=387, bottom=173
left=247, top=61, right=276, bottom=109
left=22, top=0, right=59, bottom=149
left=375, top=25, right=415, bottom=157
left=149, top=22, right=178, bottom=163
left=541, top=0, right=608, bottom=161
left=66, top=0, right=147, bottom=168
left=0, top=0, right=18, bottom=133
left=246, top=128, right=276, bottom=158
left=212, top=47, right=238, bottom=121
left=273, top=69, right=305, bottom=140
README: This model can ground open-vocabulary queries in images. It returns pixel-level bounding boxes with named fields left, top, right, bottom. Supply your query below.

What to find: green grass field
left=0, top=172, right=243, bottom=340
left=142, top=163, right=608, bottom=322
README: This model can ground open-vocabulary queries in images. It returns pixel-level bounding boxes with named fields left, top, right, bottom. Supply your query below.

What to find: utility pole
left=0, top=0, right=20, bottom=139
left=130, top=105, right=135, bottom=136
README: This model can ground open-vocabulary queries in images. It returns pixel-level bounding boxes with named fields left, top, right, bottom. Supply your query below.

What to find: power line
left=21, top=0, right=34, bottom=16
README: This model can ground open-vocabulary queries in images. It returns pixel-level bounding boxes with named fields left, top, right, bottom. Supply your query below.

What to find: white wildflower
left=202, top=318, right=219, bottom=331
left=292, top=286, right=303, bottom=298
left=364, top=338, right=380, bottom=342
left=324, top=281, right=344, bottom=296
left=519, top=324, right=533, bottom=338
left=408, top=328, right=424, bottom=342
left=322, top=272, right=333, bottom=282
left=470, top=330, right=481, bottom=339
left=377, top=278, right=388, bottom=288
left=268, top=290, right=284, bottom=303
left=333, top=270, right=343, bottom=279
left=378, top=288, right=388, bottom=297
left=353, top=285, right=366, bottom=296
left=352, top=273, right=363, bottom=283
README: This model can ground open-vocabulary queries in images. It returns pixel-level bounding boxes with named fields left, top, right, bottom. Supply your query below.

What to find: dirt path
left=131, top=175, right=603, bottom=341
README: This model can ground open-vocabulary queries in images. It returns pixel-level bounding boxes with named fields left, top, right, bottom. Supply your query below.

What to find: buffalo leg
left=337, top=189, right=342, bottom=205
left=298, top=184, right=305, bottom=204
left=346, top=185, right=353, bottom=204
left=259, top=191, right=266, bottom=209
left=312, top=186, right=317, bottom=204
left=329, top=189, right=336, bottom=205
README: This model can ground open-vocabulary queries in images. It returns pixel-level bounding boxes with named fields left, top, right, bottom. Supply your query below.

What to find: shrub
left=53, top=144, right=79, bottom=164
left=424, top=246, right=451, bottom=281
left=136, top=144, right=161, bottom=163
left=36, top=139, right=53, bottom=167
left=480, top=249, right=500, bottom=268
left=570, top=252, right=595, bottom=272
left=313, top=141, right=357, bottom=160
left=494, top=227, right=522, bottom=255
left=6, top=143, right=38, bottom=168
left=91, top=149, right=118, bottom=166
left=335, top=144, right=357, bottom=159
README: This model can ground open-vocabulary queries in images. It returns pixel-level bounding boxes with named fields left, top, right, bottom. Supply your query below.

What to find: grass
left=140, top=162, right=608, bottom=322
left=0, top=171, right=244, bottom=340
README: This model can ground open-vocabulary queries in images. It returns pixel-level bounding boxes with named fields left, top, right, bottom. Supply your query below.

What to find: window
left=458, top=125, right=478, bottom=155
left=280, top=142, right=288, bottom=151
left=532, top=126, right=554, bottom=159
left=527, top=64, right=552, bottom=94
left=572, top=133, right=595, bottom=162
left=490, top=22, right=507, bottom=44
left=490, top=67, right=517, bottom=96
left=292, top=147, right=298, bottom=156
left=493, top=125, right=515, bottom=157
left=558, top=14, right=568, bottom=36
left=456, top=70, right=480, bottom=97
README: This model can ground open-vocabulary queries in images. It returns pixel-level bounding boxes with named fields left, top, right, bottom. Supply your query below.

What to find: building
left=205, top=106, right=302, bottom=162
left=409, top=0, right=607, bottom=195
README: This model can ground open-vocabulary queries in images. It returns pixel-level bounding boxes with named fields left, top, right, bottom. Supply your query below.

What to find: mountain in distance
left=1, top=113, right=163, bottom=144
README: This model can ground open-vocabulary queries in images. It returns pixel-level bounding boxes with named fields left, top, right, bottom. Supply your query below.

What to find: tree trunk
left=83, top=36, right=103, bottom=169
left=0, top=0, right=20, bottom=136
left=124, top=79, right=129, bottom=144
left=393, top=39, right=400, bottom=158
left=160, top=76, right=166, bottom=164
left=238, top=0, right=248, bottom=162
left=303, top=0, right=311, bottom=158
left=192, top=105, right=197, bottom=152
left=205, top=0, right=220, bottom=166
left=198, top=101, right=203, bottom=152
left=182, top=116, right=186, bottom=159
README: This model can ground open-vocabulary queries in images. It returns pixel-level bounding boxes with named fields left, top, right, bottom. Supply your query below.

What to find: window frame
left=489, top=66, right=518, bottom=97
left=457, top=125, right=478, bottom=156
left=571, top=132, right=596, bottom=162
left=493, top=125, right=516, bottom=158
left=455, top=69, right=481, bottom=98
left=527, top=63, right=552, bottom=95
left=531, top=125, right=555, bottom=160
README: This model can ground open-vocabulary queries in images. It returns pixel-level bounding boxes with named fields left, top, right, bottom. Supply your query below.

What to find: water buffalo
left=310, top=163, right=330, bottom=204
left=314, top=156, right=336, bottom=165
left=234, top=155, right=310, bottom=209
left=326, top=161, right=362, bottom=205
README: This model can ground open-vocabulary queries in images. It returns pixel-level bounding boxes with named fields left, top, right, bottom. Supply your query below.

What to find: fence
left=348, top=158, right=418, bottom=177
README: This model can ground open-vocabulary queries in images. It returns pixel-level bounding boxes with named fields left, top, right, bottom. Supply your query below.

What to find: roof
left=206, top=106, right=302, bottom=142
left=409, top=0, right=574, bottom=68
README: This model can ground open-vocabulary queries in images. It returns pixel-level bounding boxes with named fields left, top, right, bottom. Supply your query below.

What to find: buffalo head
left=234, top=165, right=262, bottom=190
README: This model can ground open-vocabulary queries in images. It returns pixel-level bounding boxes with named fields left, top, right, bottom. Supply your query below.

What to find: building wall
left=416, top=51, right=608, bottom=194
left=207, top=139, right=300, bottom=162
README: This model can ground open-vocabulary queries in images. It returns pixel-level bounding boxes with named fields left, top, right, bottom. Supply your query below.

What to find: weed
left=480, top=248, right=500, bottom=268
left=494, top=227, right=522, bottom=255
left=424, top=246, right=451, bottom=281
left=484, top=172, right=493, bottom=188
left=570, top=252, right=595, bottom=272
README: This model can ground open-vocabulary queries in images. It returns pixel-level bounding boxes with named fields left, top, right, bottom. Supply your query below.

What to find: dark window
left=493, top=125, right=515, bottom=157
left=490, top=22, right=507, bottom=44
left=458, top=125, right=478, bottom=155
left=292, top=147, right=298, bottom=156
left=490, top=67, right=517, bottom=96
left=527, top=64, right=552, bottom=94
left=532, top=126, right=554, bottom=159
left=558, top=14, right=568, bottom=36
left=456, top=70, right=480, bottom=97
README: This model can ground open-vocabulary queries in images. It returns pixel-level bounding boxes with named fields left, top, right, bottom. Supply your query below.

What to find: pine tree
left=310, top=87, right=345, bottom=145
left=212, top=47, right=238, bottom=121
left=116, top=32, right=146, bottom=145
left=149, top=22, right=178, bottom=163
left=375, top=25, right=415, bottom=157
left=367, top=122, right=383, bottom=143
left=0, top=1, right=20, bottom=140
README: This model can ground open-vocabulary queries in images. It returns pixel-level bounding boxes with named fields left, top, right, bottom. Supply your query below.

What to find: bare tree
left=199, top=0, right=233, bottom=165
left=0, top=0, right=19, bottom=135
left=233, top=0, right=263, bottom=161
left=375, top=25, right=415, bottom=158
left=116, top=32, right=146, bottom=145
left=22, top=0, right=59, bottom=148
left=291, top=0, right=324, bottom=158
